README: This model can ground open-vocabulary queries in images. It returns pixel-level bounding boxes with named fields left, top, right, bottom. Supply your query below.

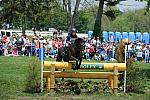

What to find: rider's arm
left=66, top=33, right=71, bottom=43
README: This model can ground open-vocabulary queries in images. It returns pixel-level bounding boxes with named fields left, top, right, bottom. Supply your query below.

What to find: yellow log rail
left=44, top=61, right=126, bottom=71
left=43, top=61, right=126, bottom=93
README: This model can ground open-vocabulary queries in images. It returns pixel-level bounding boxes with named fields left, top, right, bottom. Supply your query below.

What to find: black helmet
left=71, top=28, right=77, bottom=33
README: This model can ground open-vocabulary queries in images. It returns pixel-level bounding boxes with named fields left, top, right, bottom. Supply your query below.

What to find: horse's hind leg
left=70, top=56, right=79, bottom=70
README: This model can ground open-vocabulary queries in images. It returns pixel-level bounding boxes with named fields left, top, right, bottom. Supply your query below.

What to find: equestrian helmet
left=71, top=28, right=77, bottom=33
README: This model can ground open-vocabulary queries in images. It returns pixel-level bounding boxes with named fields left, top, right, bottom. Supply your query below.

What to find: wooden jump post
left=43, top=61, right=126, bottom=93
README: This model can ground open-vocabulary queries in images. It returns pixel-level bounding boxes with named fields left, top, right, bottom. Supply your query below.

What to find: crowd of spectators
left=0, top=31, right=149, bottom=63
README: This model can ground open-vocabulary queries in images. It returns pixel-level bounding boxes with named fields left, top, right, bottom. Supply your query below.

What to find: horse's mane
left=74, top=38, right=84, bottom=44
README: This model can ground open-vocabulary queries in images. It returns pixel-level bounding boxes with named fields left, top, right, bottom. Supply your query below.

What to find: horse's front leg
left=70, top=56, right=79, bottom=70
left=70, top=56, right=78, bottom=61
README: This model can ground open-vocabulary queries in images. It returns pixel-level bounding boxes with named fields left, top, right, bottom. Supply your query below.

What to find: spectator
left=47, top=37, right=53, bottom=49
left=53, top=31, right=58, bottom=40
left=0, top=34, right=1, bottom=40
left=89, top=44, right=95, bottom=59
left=52, top=38, right=57, bottom=48
left=0, top=41, right=3, bottom=56
left=136, top=49, right=143, bottom=62
left=85, top=46, right=90, bottom=60
left=57, top=37, right=62, bottom=50
left=2, top=35, right=7, bottom=43
left=3, top=45, right=9, bottom=56
left=21, top=45, right=26, bottom=56
left=58, top=30, right=63, bottom=38
left=51, top=47, right=57, bottom=58
left=144, top=46, right=149, bottom=63
left=11, top=44, right=18, bottom=56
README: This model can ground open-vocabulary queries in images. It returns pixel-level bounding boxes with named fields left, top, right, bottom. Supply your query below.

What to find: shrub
left=25, top=57, right=41, bottom=93
left=126, top=58, right=146, bottom=93
left=115, top=41, right=146, bottom=93
left=55, top=80, right=111, bottom=94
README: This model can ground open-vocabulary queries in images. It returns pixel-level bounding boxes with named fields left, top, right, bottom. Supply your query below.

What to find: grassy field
left=0, top=56, right=150, bottom=100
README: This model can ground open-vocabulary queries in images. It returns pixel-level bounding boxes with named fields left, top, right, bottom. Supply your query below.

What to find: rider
left=66, top=28, right=78, bottom=45
left=64, top=28, right=79, bottom=70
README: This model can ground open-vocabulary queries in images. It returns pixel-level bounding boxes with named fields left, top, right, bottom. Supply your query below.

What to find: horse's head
left=74, top=38, right=85, bottom=51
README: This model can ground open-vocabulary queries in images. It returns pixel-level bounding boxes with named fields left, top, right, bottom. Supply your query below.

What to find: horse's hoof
left=73, top=68, right=76, bottom=70
left=72, top=64, right=77, bottom=70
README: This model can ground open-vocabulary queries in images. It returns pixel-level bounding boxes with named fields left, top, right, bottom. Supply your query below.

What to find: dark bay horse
left=56, top=38, right=85, bottom=70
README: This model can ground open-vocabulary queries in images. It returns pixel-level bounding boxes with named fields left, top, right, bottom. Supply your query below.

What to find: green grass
left=0, top=56, right=150, bottom=100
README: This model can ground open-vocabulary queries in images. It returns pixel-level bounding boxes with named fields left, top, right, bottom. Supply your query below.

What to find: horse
left=56, top=38, right=85, bottom=70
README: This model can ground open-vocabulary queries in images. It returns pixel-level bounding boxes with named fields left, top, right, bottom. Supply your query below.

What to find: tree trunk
left=68, top=0, right=81, bottom=32
left=67, top=0, right=72, bottom=32
left=93, top=0, right=104, bottom=42
left=63, top=0, right=67, bottom=11
left=22, top=16, right=26, bottom=35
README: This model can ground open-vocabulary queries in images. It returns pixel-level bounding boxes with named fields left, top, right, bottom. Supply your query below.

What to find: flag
left=39, top=42, right=44, bottom=61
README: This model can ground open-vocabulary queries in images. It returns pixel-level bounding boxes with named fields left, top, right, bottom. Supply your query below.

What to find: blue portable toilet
left=122, top=32, right=128, bottom=39
left=142, top=32, right=149, bottom=44
left=88, top=31, right=93, bottom=40
left=115, top=32, right=121, bottom=42
left=135, top=32, right=142, bottom=42
left=128, top=32, right=135, bottom=42
left=108, top=31, right=115, bottom=42
left=102, top=31, right=108, bottom=42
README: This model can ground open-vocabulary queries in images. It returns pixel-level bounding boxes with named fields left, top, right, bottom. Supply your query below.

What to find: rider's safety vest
left=70, top=37, right=76, bottom=44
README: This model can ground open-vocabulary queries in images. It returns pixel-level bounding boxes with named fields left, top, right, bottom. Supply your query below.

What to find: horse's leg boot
left=72, top=64, right=77, bottom=70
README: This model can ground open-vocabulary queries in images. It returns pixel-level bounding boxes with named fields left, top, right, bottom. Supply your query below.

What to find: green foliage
left=0, top=0, right=149, bottom=33
left=111, top=9, right=150, bottom=32
left=0, top=57, right=150, bottom=99
left=104, top=9, right=122, bottom=21
left=126, top=59, right=147, bottom=93
left=25, top=57, right=41, bottom=93
left=75, top=11, right=91, bottom=33
left=93, top=21, right=102, bottom=38
left=48, top=8, right=68, bottom=31
left=55, top=80, right=111, bottom=94
left=0, top=0, right=66, bottom=31
left=75, top=4, right=98, bottom=32
left=106, top=0, right=120, bottom=6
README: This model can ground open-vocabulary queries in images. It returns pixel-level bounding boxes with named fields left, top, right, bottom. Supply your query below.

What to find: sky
left=116, top=0, right=147, bottom=12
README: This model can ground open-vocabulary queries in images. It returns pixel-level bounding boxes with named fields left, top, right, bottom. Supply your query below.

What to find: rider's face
left=72, top=32, right=76, bottom=36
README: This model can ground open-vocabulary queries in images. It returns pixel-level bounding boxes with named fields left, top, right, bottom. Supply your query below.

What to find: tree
left=93, top=0, right=121, bottom=42
left=111, top=9, right=150, bottom=33
left=75, top=10, right=91, bottom=32
left=1, top=0, right=149, bottom=34
left=0, top=0, right=65, bottom=32
left=0, top=0, right=19, bottom=29
left=93, top=0, right=104, bottom=41
left=92, top=0, right=150, bottom=41
left=67, top=0, right=81, bottom=32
